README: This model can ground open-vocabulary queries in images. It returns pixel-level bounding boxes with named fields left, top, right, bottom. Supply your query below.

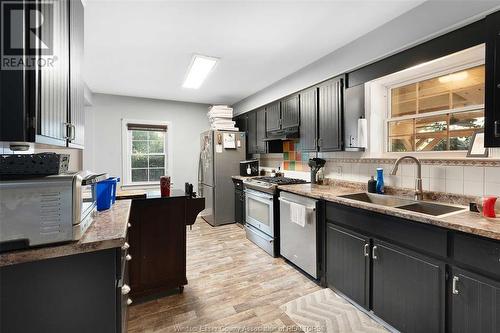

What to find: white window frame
left=121, top=119, right=172, bottom=187
left=385, top=60, right=485, bottom=154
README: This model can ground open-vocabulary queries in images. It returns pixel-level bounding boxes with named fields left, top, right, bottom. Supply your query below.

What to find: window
left=388, top=65, right=485, bottom=152
left=122, top=120, right=169, bottom=185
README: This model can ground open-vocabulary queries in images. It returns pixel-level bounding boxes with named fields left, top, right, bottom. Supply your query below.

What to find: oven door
left=244, top=189, right=274, bottom=237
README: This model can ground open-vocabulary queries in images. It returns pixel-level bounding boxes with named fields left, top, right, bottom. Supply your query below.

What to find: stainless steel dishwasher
left=279, top=191, right=318, bottom=279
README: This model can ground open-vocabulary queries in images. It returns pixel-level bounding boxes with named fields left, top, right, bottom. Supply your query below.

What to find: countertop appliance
left=0, top=171, right=106, bottom=252
left=240, top=160, right=259, bottom=177
left=198, top=130, right=246, bottom=226
left=279, top=191, right=319, bottom=279
left=243, top=176, right=308, bottom=256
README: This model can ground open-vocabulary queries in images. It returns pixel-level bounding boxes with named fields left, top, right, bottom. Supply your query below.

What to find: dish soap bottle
left=376, top=168, right=384, bottom=194
left=368, top=176, right=377, bottom=193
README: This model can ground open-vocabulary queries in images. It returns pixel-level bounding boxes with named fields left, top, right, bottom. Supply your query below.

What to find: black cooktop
left=254, top=176, right=308, bottom=185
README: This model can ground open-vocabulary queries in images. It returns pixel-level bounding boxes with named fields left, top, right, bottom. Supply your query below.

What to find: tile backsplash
left=258, top=144, right=500, bottom=198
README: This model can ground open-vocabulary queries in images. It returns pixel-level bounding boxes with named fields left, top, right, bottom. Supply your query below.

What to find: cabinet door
left=299, top=87, right=318, bottom=152
left=485, top=11, right=500, bottom=147
left=69, top=0, right=85, bottom=147
left=451, top=267, right=500, bottom=333
left=234, top=189, right=243, bottom=224
left=256, top=108, right=267, bottom=153
left=265, top=101, right=281, bottom=132
left=344, top=84, right=365, bottom=150
left=38, top=0, right=70, bottom=145
left=318, top=77, right=343, bottom=151
left=247, top=112, right=257, bottom=154
left=326, top=224, right=370, bottom=308
left=281, top=94, right=300, bottom=129
left=372, top=240, right=445, bottom=333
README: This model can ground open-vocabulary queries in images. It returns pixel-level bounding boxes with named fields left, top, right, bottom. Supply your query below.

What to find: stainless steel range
left=243, top=177, right=307, bottom=257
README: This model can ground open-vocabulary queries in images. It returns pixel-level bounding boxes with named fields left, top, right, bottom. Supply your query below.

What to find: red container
left=160, top=176, right=171, bottom=197
left=482, top=196, right=497, bottom=218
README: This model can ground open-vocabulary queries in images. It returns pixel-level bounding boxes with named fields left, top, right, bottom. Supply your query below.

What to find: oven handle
left=244, top=189, right=273, bottom=200
left=278, top=197, right=316, bottom=211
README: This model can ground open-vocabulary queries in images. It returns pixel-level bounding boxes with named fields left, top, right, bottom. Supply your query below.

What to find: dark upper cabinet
left=0, top=0, right=84, bottom=148
left=372, top=240, right=445, bottom=333
left=450, top=267, right=500, bottom=333
left=265, top=101, right=281, bottom=132
left=256, top=108, right=267, bottom=153
left=246, top=112, right=257, bottom=154
left=326, top=224, right=370, bottom=309
left=485, top=10, right=500, bottom=147
left=68, top=0, right=85, bottom=147
left=281, top=94, right=300, bottom=129
left=299, top=87, right=318, bottom=152
left=318, top=77, right=343, bottom=151
left=343, top=84, right=365, bottom=151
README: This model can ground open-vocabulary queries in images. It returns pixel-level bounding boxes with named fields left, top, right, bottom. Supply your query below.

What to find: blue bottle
left=376, top=168, right=384, bottom=194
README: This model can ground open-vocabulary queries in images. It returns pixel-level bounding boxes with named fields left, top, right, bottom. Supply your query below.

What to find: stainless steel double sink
left=338, top=192, right=467, bottom=217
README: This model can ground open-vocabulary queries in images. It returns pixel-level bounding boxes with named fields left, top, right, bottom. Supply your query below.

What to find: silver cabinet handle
left=452, top=276, right=459, bottom=295
left=126, top=298, right=133, bottom=305
left=128, top=223, right=132, bottom=228
left=363, top=243, right=369, bottom=257
left=70, top=124, right=76, bottom=141
left=63, top=123, right=71, bottom=139
left=372, top=246, right=378, bottom=260
left=125, top=254, right=132, bottom=261
left=121, top=242, right=130, bottom=251
left=121, top=284, right=131, bottom=295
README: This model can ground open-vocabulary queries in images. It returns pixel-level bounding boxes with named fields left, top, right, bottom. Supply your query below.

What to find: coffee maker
left=308, top=158, right=326, bottom=184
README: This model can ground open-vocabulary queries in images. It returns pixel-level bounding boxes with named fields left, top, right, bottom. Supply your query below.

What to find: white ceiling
left=83, top=0, right=425, bottom=105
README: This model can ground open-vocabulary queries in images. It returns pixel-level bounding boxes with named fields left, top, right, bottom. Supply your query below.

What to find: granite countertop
left=278, top=183, right=500, bottom=241
left=231, top=175, right=259, bottom=181
left=0, top=199, right=132, bottom=267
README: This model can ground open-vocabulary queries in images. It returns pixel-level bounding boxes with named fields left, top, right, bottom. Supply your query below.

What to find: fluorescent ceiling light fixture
left=182, top=55, right=218, bottom=89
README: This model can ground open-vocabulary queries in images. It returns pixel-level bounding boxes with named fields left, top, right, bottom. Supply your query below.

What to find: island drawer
left=453, top=232, right=500, bottom=277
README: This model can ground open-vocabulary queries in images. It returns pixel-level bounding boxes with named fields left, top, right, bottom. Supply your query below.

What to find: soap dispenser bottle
left=376, top=168, right=384, bottom=194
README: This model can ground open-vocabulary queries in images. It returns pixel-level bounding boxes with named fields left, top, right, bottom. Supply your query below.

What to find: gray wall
left=84, top=94, right=209, bottom=190
left=233, top=1, right=500, bottom=115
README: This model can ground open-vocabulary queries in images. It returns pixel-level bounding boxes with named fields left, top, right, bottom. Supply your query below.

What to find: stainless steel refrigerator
left=198, top=130, right=246, bottom=226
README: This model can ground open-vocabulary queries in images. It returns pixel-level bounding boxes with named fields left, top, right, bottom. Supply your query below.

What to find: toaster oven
left=0, top=171, right=107, bottom=252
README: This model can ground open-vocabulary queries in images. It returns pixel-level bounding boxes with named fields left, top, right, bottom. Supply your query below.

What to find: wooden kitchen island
left=117, top=190, right=205, bottom=300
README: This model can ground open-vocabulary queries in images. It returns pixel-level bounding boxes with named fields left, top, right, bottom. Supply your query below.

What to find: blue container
left=96, top=177, right=118, bottom=211
left=376, top=168, right=384, bottom=194
left=111, top=177, right=120, bottom=204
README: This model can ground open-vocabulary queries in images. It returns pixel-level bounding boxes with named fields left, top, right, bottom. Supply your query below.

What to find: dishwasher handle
left=278, top=197, right=316, bottom=211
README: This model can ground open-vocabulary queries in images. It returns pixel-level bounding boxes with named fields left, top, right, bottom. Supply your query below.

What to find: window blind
left=127, top=123, right=168, bottom=132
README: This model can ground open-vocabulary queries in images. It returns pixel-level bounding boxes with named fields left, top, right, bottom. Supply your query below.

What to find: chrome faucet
left=390, top=156, right=423, bottom=201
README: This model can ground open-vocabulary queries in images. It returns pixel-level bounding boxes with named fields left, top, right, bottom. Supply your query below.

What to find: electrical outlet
left=332, top=166, right=342, bottom=178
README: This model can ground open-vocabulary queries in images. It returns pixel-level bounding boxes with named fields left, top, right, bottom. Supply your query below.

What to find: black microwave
left=240, top=160, right=259, bottom=176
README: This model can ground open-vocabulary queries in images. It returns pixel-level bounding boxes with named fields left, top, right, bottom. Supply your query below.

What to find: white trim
left=121, top=118, right=172, bottom=187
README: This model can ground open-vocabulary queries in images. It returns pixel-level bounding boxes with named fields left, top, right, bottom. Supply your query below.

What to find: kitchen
left=1, top=1, right=500, bottom=332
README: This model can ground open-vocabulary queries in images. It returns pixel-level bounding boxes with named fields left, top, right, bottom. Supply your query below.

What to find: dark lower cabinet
left=233, top=179, right=245, bottom=225
left=326, top=224, right=369, bottom=308
left=371, top=240, right=445, bottom=333
left=0, top=248, right=126, bottom=333
left=450, top=267, right=500, bottom=333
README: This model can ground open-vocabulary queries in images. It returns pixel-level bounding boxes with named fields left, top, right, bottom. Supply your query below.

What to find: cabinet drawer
left=453, top=232, right=500, bottom=277
left=326, top=202, right=448, bottom=258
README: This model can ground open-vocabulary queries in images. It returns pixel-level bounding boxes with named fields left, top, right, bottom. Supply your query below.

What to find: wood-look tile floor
left=127, top=219, right=322, bottom=333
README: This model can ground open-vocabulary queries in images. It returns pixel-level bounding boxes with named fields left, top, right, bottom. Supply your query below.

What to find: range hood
left=263, top=126, right=300, bottom=141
